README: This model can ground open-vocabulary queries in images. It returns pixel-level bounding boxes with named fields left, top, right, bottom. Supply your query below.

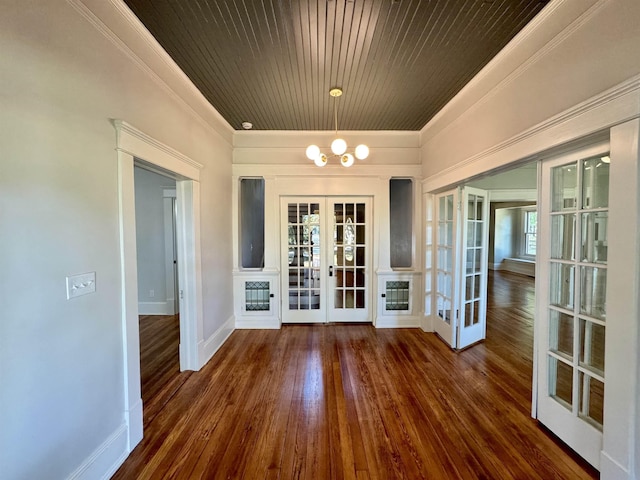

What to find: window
left=389, top=178, right=413, bottom=268
left=240, top=178, right=265, bottom=269
left=524, top=209, right=537, bottom=256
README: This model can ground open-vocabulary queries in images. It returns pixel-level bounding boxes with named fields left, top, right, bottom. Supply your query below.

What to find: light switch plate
left=66, top=272, right=96, bottom=299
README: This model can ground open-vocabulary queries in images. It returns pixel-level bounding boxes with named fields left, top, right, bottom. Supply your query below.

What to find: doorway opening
left=281, top=196, right=372, bottom=324
left=114, top=119, right=204, bottom=451
left=133, top=166, right=184, bottom=424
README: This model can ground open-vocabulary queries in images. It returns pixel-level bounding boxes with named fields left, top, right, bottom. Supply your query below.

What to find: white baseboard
left=375, top=316, right=421, bottom=328
left=502, top=258, right=536, bottom=277
left=599, top=451, right=630, bottom=480
left=420, top=315, right=433, bottom=332
left=67, top=424, right=128, bottom=480
left=235, top=316, right=281, bottom=329
left=198, top=315, right=235, bottom=368
left=138, top=301, right=173, bottom=315
left=490, top=262, right=503, bottom=271
left=125, top=398, right=143, bottom=451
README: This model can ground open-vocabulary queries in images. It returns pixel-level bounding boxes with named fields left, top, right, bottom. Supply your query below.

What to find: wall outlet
left=149, top=289, right=155, bottom=298
left=66, top=272, right=96, bottom=299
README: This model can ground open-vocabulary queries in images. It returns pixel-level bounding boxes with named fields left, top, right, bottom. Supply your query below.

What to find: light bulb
left=314, top=153, right=328, bottom=167
left=355, top=144, right=369, bottom=160
left=331, top=138, right=347, bottom=155
left=341, top=153, right=355, bottom=167
left=306, top=145, right=320, bottom=160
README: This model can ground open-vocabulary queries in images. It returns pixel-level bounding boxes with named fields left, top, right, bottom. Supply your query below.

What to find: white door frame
left=114, top=120, right=204, bottom=452
left=163, top=190, right=179, bottom=315
left=280, top=196, right=372, bottom=324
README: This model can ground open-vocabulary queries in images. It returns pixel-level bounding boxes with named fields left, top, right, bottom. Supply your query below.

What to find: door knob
left=329, top=266, right=333, bottom=277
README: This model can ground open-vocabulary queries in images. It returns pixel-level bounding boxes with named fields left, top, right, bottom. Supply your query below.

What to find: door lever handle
left=329, top=266, right=333, bottom=277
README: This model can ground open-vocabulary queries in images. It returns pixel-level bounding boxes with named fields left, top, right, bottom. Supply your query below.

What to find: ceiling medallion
left=305, top=88, right=369, bottom=167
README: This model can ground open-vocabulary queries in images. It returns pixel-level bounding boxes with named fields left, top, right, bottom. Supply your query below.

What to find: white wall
left=0, top=1, right=233, bottom=479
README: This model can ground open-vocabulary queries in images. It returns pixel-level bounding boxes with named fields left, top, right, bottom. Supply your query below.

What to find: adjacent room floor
left=115, top=271, right=598, bottom=479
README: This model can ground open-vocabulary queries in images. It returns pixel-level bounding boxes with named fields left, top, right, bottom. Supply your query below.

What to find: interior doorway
left=280, top=196, right=372, bottom=324
left=114, top=119, right=204, bottom=450
left=133, top=166, right=181, bottom=413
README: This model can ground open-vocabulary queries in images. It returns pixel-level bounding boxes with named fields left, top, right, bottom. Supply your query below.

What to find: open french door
left=536, top=147, right=610, bottom=469
left=433, top=187, right=489, bottom=349
left=281, top=197, right=371, bottom=324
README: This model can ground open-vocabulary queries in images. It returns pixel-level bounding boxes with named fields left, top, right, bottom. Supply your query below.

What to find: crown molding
left=66, top=0, right=234, bottom=143
left=114, top=120, right=203, bottom=180
left=420, top=0, right=605, bottom=144
left=422, top=73, right=640, bottom=192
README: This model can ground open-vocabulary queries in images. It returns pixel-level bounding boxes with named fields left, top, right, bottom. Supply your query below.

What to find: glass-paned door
left=433, top=191, right=457, bottom=346
left=433, top=187, right=489, bottom=349
left=537, top=149, right=610, bottom=469
left=281, top=197, right=371, bottom=323
left=282, top=200, right=325, bottom=323
left=458, top=187, right=489, bottom=349
left=330, top=199, right=370, bottom=322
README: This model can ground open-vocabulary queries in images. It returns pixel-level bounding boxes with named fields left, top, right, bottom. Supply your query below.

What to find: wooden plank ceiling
left=123, top=0, right=548, bottom=131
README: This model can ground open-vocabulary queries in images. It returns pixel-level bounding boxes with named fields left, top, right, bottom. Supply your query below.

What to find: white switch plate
left=66, top=272, right=96, bottom=299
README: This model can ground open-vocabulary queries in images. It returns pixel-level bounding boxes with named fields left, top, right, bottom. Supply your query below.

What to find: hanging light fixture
left=305, top=88, right=369, bottom=167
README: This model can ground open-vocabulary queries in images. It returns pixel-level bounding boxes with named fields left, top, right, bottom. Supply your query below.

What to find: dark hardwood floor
left=115, top=272, right=598, bottom=479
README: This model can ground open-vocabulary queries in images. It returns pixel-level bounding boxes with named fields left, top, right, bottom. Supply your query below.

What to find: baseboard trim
left=600, top=450, right=630, bottom=480
left=420, top=315, right=433, bottom=332
left=375, top=317, right=421, bottom=328
left=67, top=424, right=128, bottom=480
left=236, top=317, right=281, bottom=329
left=138, top=301, right=173, bottom=315
left=125, top=398, right=143, bottom=451
left=199, top=315, right=235, bottom=368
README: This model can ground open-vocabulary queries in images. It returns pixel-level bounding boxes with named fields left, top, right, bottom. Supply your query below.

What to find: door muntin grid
left=436, top=194, right=454, bottom=324
left=287, top=202, right=321, bottom=310
left=547, top=154, right=609, bottom=430
left=462, top=193, right=485, bottom=328
left=333, top=202, right=366, bottom=309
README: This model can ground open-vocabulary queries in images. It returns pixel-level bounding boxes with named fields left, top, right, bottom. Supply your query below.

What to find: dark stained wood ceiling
left=123, top=0, right=549, bottom=131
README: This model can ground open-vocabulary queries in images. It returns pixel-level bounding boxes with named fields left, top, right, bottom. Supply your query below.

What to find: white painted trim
left=422, top=74, right=640, bottom=192
left=235, top=318, right=281, bottom=329
left=420, top=315, right=433, bottom=333
left=66, top=0, right=234, bottom=141
left=124, top=398, right=143, bottom=453
left=114, top=120, right=203, bottom=180
left=601, top=119, right=640, bottom=479
left=114, top=120, right=206, bottom=459
left=501, top=261, right=535, bottom=278
left=488, top=189, right=537, bottom=202
left=116, top=151, right=143, bottom=452
left=375, top=317, right=422, bottom=328
left=421, top=0, right=605, bottom=144
left=138, top=301, right=174, bottom=315
left=175, top=180, right=202, bottom=372
left=67, top=424, right=128, bottom=480
left=600, top=451, right=630, bottom=480
left=163, top=194, right=178, bottom=316
left=199, top=316, right=235, bottom=367
left=233, top=163, right=422, bottom=178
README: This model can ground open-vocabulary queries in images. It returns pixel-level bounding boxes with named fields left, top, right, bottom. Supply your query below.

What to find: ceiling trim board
left=67, top=0, right=234, bottom=143
left=420, top=0, right=604, bottom=144
left=421, top=73, right=640, bottom=192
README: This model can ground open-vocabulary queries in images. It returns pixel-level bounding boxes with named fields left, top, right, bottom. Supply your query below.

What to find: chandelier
left=305, top=88, right=369, bottom=167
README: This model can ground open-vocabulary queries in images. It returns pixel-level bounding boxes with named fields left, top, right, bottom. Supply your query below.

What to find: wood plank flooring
left=115, top=272, right=598, bottom=479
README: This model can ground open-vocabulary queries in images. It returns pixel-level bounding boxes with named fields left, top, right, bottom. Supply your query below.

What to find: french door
left=281, top=197, right=371, bottom=323
left=433, top=187, right=489, bottom=349
left=537, top=147, right=610, bottom=469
